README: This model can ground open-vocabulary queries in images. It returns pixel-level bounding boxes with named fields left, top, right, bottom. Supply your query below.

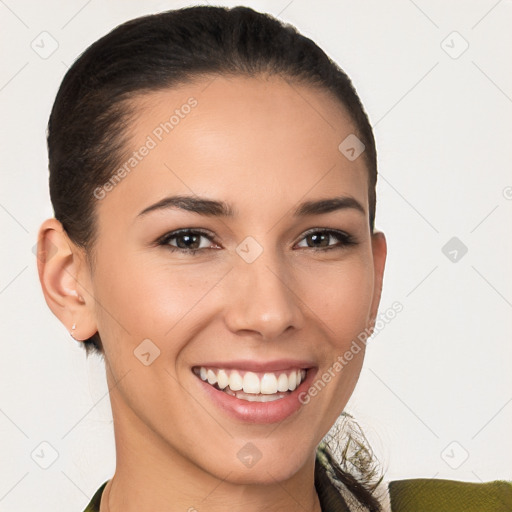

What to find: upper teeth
left=196, top=367, right=307, bottom=394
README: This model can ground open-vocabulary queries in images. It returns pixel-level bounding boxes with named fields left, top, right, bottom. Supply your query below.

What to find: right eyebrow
left=137, top=195, right=236, bottom=219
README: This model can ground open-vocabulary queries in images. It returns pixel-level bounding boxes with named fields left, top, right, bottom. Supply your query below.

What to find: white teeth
left=243, top=372, right=260, bottom=394
left=260, top=373, right=278, bottom=394
left=288, top=371, right=297, bottom=391
left=229, top=371, right=243, bottom=391
left=207, top=369, right=217, bottom=385
left=224, top=387, right=288, bottom=402
left=217, top=369, right=229, bottom=390
left=195, top=366, right=309, bottom=399
left=236, top=391, right=285, bottom=402
left=277, top=373, right=289, bottom=392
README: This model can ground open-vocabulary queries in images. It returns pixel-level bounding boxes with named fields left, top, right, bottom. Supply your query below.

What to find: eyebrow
left=136, top=194, right=365, bottom=219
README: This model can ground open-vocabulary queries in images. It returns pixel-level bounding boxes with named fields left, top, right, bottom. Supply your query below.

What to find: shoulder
left=315, top=443, right=512, bottom=512
left=387, top=477, right=512, bottom=512
left=316, top=473, right=512, bottom=512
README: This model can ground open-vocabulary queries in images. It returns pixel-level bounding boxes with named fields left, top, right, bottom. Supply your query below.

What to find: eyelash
left=156, top=228, right=357, bottom=256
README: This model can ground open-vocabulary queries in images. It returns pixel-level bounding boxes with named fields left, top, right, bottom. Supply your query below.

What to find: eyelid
left=297, top=227, right=351, bottom=240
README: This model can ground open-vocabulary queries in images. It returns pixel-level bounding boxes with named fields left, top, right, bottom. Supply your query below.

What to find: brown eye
left=173, top=233, right=202, bottom=249
left=158, top=229, right=217, bottom=254
left=305, top=232, right=331, bottom=248
left=296, top=229, right=356, bottom=250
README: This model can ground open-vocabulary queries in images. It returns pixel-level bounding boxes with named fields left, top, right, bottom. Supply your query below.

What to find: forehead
left=97, top=74, right=369, bottom=224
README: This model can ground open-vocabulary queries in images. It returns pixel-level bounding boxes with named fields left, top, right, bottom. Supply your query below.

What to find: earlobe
left=36, top=218, right=97, bottom=342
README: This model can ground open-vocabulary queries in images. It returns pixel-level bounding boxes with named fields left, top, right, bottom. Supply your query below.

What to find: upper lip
left=192, top=359, right=316, bottom=373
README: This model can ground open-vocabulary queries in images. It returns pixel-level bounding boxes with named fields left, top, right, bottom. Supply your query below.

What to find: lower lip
left=194, top=368, right=318, bottom=424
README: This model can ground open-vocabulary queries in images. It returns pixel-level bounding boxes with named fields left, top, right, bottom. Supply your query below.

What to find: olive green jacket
left=83, top=447, right=512, bottom=511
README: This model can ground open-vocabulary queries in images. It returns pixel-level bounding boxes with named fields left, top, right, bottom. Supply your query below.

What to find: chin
left=201, top=443, right=313, bottom=486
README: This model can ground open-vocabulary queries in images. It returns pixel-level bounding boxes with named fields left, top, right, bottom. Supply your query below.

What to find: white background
left=0, top=1, right=511, bottom=511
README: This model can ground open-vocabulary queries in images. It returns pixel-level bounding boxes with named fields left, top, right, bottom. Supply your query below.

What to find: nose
left=223, top=251, right=305, bottom=340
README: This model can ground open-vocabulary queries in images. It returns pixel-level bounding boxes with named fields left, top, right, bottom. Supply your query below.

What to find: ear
left=368, top=230, right=387, bottom=331
left=36, top=218, right=98, bottom=342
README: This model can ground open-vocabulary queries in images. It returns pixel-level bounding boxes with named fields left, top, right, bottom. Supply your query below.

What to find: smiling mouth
left=192, top=366, right=309, bottom=402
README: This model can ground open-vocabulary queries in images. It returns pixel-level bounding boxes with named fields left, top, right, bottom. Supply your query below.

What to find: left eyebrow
left=293, top=196, right=366, bottom=217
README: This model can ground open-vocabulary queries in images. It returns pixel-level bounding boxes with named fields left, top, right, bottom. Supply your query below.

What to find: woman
left=36, top=6, right=511, bottom=511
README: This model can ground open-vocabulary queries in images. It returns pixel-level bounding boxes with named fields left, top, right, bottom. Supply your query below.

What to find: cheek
left=299, top=258, right=373, bottom=426
left=91, top=248, right=226, bottom=352
left=301, top=256, right=375, bottom=346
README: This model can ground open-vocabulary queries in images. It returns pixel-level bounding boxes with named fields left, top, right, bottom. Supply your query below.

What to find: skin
left=37, top=74, right=386, bottom=512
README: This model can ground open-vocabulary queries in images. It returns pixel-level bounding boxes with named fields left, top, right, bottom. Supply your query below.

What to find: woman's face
left=74, top=75, right=386, bottom=483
